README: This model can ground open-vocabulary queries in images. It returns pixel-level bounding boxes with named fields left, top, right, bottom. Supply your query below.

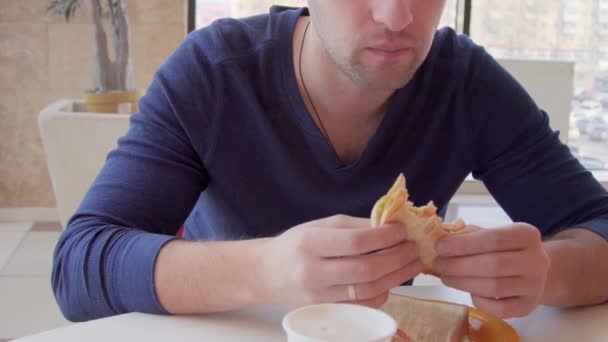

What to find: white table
left=16, top=286, right=608, bottom=342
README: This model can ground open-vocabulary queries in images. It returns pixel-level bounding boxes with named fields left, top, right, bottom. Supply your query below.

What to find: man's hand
left=434, top=223, right=550, bottom=318
left=259, top=215, right=422, bottom=309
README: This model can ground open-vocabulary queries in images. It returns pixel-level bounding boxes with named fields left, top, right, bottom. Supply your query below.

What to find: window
left=471, top=0, right=608, bottom=172
left=194, top=1, right=461, bottom=30
left=439, top=0, right=460, bottom=29
left=195, top=0, right=305, bottom=28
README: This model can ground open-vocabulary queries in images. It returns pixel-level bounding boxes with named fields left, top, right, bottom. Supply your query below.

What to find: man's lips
left=365, top=45, right=412, bottom=58
left=367, top=44, right=412, bottom=53
left=367, top=47, right=411, bottom=53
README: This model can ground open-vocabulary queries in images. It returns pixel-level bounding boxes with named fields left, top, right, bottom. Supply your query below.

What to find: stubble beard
left=324, top=42, right=423, bottom=91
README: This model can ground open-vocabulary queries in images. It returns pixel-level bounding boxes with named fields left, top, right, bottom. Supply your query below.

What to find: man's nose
left=371, top=0, right=414, bottom=32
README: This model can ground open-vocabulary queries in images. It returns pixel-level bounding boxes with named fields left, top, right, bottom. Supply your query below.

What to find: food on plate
left=381, top=295, right=470, bottom=342
left=371, top=173, right=466, bottom=274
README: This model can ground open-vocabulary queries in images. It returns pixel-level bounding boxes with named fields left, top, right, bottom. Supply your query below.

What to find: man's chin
left=355, top=64, right=419, bottom=90
left=362, top=74, right=416, bottom=91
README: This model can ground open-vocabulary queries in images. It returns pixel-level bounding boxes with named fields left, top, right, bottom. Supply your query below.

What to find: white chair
left=39, top=100, right=130, bottom=228
left=457, top=59, right=575, bottom=195
left=498, top=59, right=574, bottom=145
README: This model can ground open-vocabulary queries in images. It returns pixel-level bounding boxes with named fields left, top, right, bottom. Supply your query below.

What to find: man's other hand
left=435, top=223, right=550, bottom=318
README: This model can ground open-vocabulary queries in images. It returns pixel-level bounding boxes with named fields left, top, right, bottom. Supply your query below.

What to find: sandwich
left=371, top=173, right=466, bottom=274
left=381, top=295, right=470, bottom=342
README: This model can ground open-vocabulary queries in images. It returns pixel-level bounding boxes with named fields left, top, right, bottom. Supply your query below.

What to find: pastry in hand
left=371, top=173, right=466, bottom=274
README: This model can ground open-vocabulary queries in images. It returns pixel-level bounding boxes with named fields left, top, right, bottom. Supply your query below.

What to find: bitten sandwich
left=371, top=174, right=466, bottom=274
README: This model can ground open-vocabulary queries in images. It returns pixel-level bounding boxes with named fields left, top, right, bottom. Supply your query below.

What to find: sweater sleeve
left=469, top=48, right=608, bottom=240
left=51, top=35, right=214, bottom=322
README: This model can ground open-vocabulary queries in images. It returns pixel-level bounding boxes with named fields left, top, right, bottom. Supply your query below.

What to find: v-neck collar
left=280, top=8, right=415, bottom=173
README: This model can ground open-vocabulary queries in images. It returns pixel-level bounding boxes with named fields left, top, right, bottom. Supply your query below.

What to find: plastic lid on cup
left=282, top=303, right=397, bottom=342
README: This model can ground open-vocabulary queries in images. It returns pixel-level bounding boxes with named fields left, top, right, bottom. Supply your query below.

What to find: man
left=52, top=1, right=608, bottom=322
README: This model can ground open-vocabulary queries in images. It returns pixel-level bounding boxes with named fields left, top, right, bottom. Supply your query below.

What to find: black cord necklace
left=298, top=20, right=338, bottom=156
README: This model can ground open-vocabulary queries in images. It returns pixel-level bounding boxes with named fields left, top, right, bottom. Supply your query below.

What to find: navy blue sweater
left=52, top=7, right=608, bottom=321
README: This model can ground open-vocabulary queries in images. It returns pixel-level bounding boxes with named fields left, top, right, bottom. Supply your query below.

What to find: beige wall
left=0, top=0, right=187, bottom=207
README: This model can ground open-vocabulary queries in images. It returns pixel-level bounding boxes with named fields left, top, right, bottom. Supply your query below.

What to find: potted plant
left=48, top=0, right=139, bottom=113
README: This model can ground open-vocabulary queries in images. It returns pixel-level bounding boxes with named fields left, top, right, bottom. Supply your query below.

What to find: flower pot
left=39, top=99, right=132, bottom=227
left=84, top=90, right=140, bottom=114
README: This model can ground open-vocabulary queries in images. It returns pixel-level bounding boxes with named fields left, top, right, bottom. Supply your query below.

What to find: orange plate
left=468, top=306, right=519, bottom=342
left=413, top=299, right=519, bottom=342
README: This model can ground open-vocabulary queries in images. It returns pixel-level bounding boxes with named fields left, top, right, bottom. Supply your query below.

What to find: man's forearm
left=541, top=228, right=608, bottom=307
left=154, top=238, right=272, bottom=314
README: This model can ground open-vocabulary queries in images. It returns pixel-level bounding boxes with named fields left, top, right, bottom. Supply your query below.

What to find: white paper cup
left=282, top=303, right=397, bottom=342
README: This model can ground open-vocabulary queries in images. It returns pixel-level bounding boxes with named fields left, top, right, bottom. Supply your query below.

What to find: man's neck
left=292, top=17, right=395, bottom=164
